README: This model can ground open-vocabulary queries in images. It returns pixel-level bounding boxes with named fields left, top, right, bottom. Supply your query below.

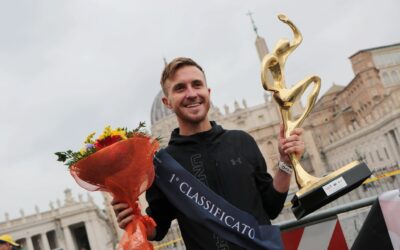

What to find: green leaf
left=55, top=152, right=67, bottom=162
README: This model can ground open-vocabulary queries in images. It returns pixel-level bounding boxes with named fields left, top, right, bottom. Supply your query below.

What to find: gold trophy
left=261, top=14, right=371, bottom=219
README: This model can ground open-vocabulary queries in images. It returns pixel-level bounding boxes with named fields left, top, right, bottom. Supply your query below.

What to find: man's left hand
left=278, top=124, right=305, bottom=165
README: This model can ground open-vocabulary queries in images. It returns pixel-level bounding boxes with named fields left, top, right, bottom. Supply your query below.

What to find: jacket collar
left=168, top=121, right=224, bottom=145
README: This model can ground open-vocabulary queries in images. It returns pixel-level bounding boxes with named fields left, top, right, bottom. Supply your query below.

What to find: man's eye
left=174, top=86, right=185, bottom=92
left=193, top=82, right=203, bottom=88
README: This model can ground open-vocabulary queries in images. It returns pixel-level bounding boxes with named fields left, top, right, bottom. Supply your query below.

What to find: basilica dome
left=150, top=90, right=174, bottom=125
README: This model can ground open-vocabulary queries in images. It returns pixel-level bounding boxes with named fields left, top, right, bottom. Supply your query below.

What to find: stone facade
left=0, top=189, right=116, bottom=250
left=309, top=43, right=400, bottom=172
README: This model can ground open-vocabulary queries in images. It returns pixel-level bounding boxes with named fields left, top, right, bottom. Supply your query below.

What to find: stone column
left=385, top=133, right=399, bottom=163
left=63, top=226, right=75, bottom=250
left=41, top=233, right=51, bottom=250
left=54, top=219, right=67, bottom=250
left=389, top=130, right=400, bottom=157
left=84, top=220, right=100, bottom=250
left=26, top=237, right=34, bottom=250
left=394, top=128, right=400, bottom=149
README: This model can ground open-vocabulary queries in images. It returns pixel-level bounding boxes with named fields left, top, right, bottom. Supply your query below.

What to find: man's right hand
left=111, top=198, right=134, bottom=229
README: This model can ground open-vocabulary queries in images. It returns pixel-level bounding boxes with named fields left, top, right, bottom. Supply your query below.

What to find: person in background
left=0, top=234, right=20, bottom=250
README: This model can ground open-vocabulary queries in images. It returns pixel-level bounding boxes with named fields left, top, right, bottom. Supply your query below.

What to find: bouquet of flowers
left=55, top=122, right=159, bottom=250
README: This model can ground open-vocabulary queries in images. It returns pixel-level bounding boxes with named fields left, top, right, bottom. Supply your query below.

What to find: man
left=0, top=234, right=19, bottom=250
left=113, top=57, right=304, bottom=249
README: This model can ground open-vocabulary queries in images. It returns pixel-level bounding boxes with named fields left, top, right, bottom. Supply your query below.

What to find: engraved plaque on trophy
left=260, top=14, right=371, bottom=219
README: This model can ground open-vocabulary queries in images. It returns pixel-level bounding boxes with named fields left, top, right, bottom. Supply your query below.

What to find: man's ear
left=162, top=96, right=172, bottom=109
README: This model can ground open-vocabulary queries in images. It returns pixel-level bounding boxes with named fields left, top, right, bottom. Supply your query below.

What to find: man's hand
left=278, top=124, right=305, bottom=165
left=111, top=198, right=134, bottom=229
left=111, top=198, right=157, bottom=240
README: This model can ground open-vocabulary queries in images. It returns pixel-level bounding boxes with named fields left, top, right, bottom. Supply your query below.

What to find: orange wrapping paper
left=70, top=136, right=159, bottom=250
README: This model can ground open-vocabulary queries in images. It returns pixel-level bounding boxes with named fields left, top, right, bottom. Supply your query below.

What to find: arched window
left=382, top=72, right=391, bottom=84
left=391, top=70, right=399, bottom=83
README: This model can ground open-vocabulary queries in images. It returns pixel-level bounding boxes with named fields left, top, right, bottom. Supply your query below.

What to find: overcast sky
left=1, top=0, right=399, bottom=220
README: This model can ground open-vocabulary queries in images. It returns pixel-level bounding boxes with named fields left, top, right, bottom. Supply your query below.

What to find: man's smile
left=184, top=102, right=202, bottom=108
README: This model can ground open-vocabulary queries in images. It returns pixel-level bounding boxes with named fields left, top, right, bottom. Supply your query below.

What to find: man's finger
left=282, top=140, right=304, bottom=149
left=119, top=215, right=134, bottom=229
left=290, top=128, right=304, bottom=136
left=117, top=207, right=134, bottom=222
left=113, top=203, right=130, bottom=213
left=111, top=197, right=121, bottom=205
left=285, top=134, right=300, bottom=142
left=283, top=142, right=304, bottom=152
left=284, top=145, right=304, bottom=155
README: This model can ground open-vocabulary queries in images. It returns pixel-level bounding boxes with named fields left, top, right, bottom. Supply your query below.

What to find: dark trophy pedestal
left=291, top=161, right=371, bottom=219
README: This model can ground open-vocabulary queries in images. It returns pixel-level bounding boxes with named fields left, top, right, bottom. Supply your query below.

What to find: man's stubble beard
left=176, top=101, right=211, bottom=125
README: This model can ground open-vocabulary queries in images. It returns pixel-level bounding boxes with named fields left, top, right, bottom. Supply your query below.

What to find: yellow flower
left=84, top=132, right=96, bottom=144
left=97, top=126, right=127, bottom=141
left=98, top=126, right=112, bottom=140
left=79, top=147, right=87, bottom=155
left=111, top=128, right=127, bottom=140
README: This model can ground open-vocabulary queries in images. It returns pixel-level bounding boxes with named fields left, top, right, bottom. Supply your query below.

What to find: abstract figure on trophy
left=260, top=14, right=371, bottom=219
left=261, top=14, right=321, bottom=188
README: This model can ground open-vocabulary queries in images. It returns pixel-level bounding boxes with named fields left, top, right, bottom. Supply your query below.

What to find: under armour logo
left=230, top=157, right=242, bottom=166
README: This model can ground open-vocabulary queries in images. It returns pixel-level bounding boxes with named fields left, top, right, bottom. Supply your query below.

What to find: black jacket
left=146, top=122, right=287, bottom=249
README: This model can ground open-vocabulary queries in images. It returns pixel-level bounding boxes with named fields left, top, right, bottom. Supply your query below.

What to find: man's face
left=0, top=242, right=12, bottom=250
left=162, top=65, right=211, bottom=125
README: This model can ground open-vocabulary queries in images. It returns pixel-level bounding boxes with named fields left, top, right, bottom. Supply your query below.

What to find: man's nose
left=185, top=86, right=197, bottom=98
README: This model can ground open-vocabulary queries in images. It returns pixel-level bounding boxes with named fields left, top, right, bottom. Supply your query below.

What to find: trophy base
left=291, top=161, right=371, bottom=219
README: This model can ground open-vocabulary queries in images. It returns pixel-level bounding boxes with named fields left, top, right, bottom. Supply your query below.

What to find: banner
left=153, top=149, right=283, bottom=250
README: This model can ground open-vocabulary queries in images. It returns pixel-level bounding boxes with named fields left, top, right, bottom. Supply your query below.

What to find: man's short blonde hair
left=160, top=57, right=205, bottom=95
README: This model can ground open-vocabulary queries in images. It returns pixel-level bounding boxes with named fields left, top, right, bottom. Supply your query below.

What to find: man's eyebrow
left=172, top=82, right=185, bottom=89
left=192, top=79, right=203, bottom=84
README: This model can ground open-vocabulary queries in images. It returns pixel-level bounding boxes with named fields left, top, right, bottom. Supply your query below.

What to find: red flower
left=94, top=135, right=124, bottom=150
